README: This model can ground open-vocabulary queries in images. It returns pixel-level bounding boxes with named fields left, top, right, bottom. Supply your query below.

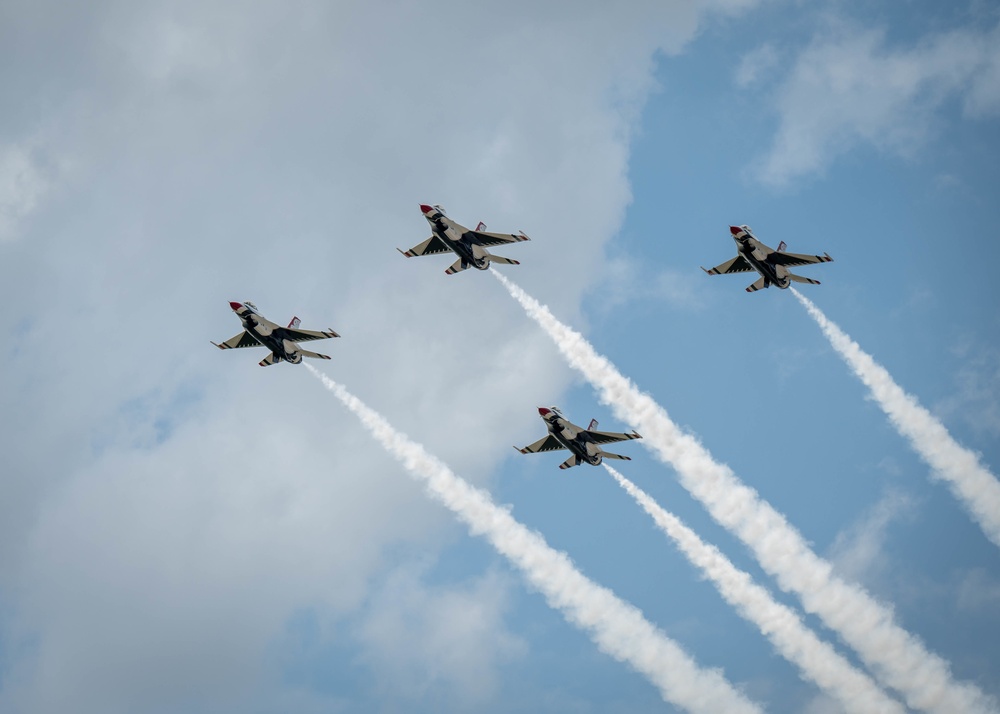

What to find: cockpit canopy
left=740, top=225, right=752, bottom=235
left=433, top=204, right=447, bottom=216
left=243, top=301, right=259, bottom=314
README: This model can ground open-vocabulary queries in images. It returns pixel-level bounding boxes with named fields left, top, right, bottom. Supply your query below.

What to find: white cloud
left=937, top=346, right=1000, bottom=439
left=955, top=568, right=1000, bottom=613
left=0, top=1, right=763, bottom=711
left=754, top=18, right=1000, bottom=186
left=828, top=489, right=917, bottom=584
left=355, top=564, right=526, bottom=706
left=0, top=142, right=50, bottom=241
left=735, top=44, right=779, bottom=87
left=596, top=256, right=706, bottom=313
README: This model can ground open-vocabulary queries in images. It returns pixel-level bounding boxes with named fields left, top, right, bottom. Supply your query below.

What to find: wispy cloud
left=495, top=270, right=997, bottom=714
left=828, top=489, right=917, bottom=584
left=0, top=141, right=51, bottom=242
left=755, top=19, right=1000, bottom=186
left=308, top=366, right=762, bottom=714
left=735, top=44, right=779, bottom=88
left=356, top=564, right=526, bottom=706
left=594, top=256, right=706, bottom=313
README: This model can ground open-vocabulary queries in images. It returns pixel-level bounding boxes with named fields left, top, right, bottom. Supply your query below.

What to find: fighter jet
left=515, top=407, right=642, bottom=470
left=398, top=204, right=530, bottom=274
left=702, top=225, right=833, bottom=292
left=212, top=301, right=340, bottom=366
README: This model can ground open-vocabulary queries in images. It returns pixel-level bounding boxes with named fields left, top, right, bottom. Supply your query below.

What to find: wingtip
left=632, top=432, right=642, bottom=439
left=397, top=248, right=412, bottom=257
left=700, top=266, right=711, bottom=275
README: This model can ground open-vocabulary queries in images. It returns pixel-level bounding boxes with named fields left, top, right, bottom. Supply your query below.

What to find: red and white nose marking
left=729, top=225, right=743, bottom=236
left=419, top=204, right=434, bottom=215
left=537, top=407, right=551, bottom=416
left=229, top=301, right=243, bottom=311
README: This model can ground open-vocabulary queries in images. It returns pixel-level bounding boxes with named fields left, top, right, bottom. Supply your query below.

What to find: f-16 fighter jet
left=212, top=301, right=340, bottom=366
left=702, top=225, right=833, bottom=292
left=398, top=204, right=530, bottom=274
left=516, top=407, right=642, bottom=470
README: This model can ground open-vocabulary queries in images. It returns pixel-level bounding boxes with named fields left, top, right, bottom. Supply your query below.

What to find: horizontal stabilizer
left=486, top=253, right=520, bottom=266
left=299, top=349, right=332, bottom=361
left=559, top=455, right=582, bottom=470
left=746, top=276, right=768, bottom=293
left=445, top=257, right=469, bottom=275
left=601, top=452, right=631, bottom=461
left=787, top=272, right=820, bottom=285
left=259, top=353, right=280, bottom=367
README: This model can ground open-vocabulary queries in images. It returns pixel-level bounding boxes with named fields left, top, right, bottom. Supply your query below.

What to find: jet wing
left=769, top=251, right=833, bottom=267
left=585, top=429, right=642, bottom=445
left=516, top=435, right=565, bottom=454
left=212, top=331, right=262, bottom=350
left=702, top=255, right=754, bottom=275
left=469, top=230, right=531, bottom=248
left=399, top=235, right=452, bottom=257
left=282, top=327, right=340, bottom=343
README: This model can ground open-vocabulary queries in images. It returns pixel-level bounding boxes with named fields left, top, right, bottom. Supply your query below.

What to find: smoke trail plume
left=305, top=365, right=761, bottom=714
left=604, top=464, right=904, bottom=714
left=492, top=270, right=997, bottom=714
left=792, top=288, right=1000, bottom=549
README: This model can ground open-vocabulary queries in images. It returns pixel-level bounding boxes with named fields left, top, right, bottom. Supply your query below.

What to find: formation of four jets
left=213, top=205, right=834, bottom=468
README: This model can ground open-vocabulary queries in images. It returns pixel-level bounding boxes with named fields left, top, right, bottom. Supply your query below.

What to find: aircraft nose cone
left=419, top=204, right=434, bottom=214
left=537, top=407, right=551, bottom=416
left=729, top=225, right=743, bottom=235
left=229, top=301, right=243, bottom=311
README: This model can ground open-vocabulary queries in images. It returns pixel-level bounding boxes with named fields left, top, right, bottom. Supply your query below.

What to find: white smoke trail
left=305, top=365, right=761, bottom=714
left=792, top=288, right=1000, bottom=549
left=604, top=464, right=905, bottom=714
left=492, top=269, right=997, bottom=714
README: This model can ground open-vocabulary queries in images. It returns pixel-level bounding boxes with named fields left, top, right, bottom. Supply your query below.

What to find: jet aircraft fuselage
left=702, top=225, right=833, bottom=293
left=212, top=301, right=339, bottom=366
left=422, top=204, right=491, bottom=270
left=538, top=407, right=607, bottom=466
left=230, top=302, right=306, bottom=363
left=732, top=226, right=793, bottom=289
left=515, top=407, right=640, bottom=469
left=398, top=205, right=529, bottom=275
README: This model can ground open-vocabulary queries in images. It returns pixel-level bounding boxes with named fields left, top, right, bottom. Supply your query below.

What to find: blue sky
left=1, top=1, right=998, bottom=712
